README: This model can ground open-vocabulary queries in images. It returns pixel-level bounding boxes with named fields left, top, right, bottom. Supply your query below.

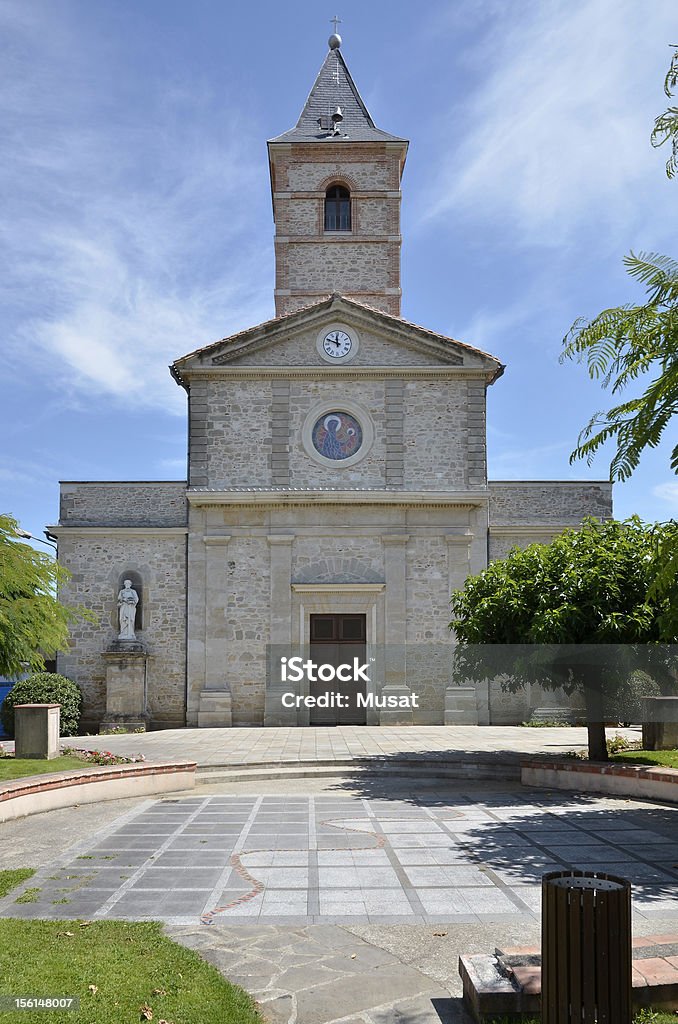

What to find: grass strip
left=612, top=749, right=678, bottom=769
left=0, top=757, right=88, bottom=781
left=0, top=870, right=35, bottom=899
left=0, top=919, right=263, bottom=1023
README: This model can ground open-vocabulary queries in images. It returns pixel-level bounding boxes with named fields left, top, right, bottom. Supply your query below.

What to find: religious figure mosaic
left=311, top=411, right=363, bottom=460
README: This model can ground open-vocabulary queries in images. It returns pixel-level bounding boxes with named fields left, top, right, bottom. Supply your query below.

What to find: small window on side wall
left=324, top=185, right=351, bottom=231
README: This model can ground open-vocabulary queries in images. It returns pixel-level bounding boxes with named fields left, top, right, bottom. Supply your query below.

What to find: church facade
left=53, top=37, right=612, bottom=731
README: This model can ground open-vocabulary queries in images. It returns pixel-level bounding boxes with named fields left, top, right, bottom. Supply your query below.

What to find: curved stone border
left=0, top=761, right=196, bottom=823
left=522, top=758, right=678, bottom=804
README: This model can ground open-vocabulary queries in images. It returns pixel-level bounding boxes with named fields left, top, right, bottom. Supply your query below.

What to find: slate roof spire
left=268, top=33, right=406, bottom=144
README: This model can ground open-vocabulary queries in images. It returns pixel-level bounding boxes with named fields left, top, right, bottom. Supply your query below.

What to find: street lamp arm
left=15, top=528, right=57, bottom=552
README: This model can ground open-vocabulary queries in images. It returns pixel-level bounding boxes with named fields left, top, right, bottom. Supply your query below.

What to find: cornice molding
left=49, top=526, right=188, bottom=536
left=489, top=524, right=577, bottom=536
left=183, top=366, right=489, bottom=380
left=187, top=489, right=488, bottom=510
left=292, top=583, right=385, bottom=593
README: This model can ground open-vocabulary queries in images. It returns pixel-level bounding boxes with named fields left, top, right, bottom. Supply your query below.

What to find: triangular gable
left=170, top=295, right=504, bottom=387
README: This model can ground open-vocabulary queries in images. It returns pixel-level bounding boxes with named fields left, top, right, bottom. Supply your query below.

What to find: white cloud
left=0, top=456, right=57, bottom=488
left=652, top=481, right=678, bottom=509
left=421, top=0, right=676, bottom=245
left=0, top=2, right=273, bottom=414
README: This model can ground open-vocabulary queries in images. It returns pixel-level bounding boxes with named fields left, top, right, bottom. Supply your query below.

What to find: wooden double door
left=309, top=613, right=367, bottom=725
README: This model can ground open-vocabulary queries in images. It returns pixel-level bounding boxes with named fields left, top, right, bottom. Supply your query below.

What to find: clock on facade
left=316, top=323, right=359, bottom=363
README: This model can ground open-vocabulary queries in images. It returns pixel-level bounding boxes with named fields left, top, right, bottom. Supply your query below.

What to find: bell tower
left=268, top=31, right=408, bottom=317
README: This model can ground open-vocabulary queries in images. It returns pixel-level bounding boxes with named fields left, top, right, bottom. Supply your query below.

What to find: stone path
left=167, top=922, right=465, bottom=1024
left=10, top=723, right=640, bottom=767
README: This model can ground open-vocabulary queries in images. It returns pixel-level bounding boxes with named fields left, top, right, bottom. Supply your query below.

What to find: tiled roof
left=268, top=45, right=407, bottom=145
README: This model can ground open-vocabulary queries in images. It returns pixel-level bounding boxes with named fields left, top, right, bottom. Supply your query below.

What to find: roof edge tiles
left=170, top=294, right=503, bottom=380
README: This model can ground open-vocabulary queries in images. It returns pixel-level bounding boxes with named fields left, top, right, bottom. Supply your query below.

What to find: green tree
left=560, top=251, right=678, bottom=481
left=651, top=44, right=678, bottom=179
left=650, top=518, right=678, bottom=639
left=449, top=518, right=675, bottom=761
left=560, top=46, right=678, bottom=481
left=0, top=514, right=91, bottom=678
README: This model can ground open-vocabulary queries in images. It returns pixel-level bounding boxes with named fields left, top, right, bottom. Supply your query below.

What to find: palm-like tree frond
left=562, top=251, right=678, bottom=482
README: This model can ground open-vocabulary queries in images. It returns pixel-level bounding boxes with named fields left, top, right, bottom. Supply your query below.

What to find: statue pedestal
left=101, top=641, right=148, bottom=732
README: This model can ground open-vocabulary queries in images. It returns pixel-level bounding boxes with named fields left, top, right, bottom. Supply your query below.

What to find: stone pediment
left=171, top=295, right=504, bottom=386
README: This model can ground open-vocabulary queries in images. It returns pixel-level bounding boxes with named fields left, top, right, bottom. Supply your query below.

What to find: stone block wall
left=59, top=482, right=187, bottom=527
left=488, top=481, right=613, bottom=561
left=191, top=380, right=272, bottom=490
left=406, top=537, right=450, bottom=644
left=270, top=142, right=405, bottom=316
left=489, top=481, right=612, bottom=525
left=403, top=381, right=476, bottom=489
left=292, top=535, right=384, bottom=583
left=224, top=536, right=270, bottom=726
left=187, top=371, right=483, bottom=494
left=286, top=241, right=390, bottom=294
left=56, top=530, right=187, bottom=730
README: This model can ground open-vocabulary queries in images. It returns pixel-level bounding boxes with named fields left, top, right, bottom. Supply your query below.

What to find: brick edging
left=521, top=758, right=678, bottom=785
left=0, top=761, right=197, bottom=804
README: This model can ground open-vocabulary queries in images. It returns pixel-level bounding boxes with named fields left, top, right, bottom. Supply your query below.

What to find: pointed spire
left=268, top=37, right=406, bottom=144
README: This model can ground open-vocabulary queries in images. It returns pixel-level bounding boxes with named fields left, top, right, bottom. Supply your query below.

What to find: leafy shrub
left=606, top=733, right=638, bottom=754
left=520, top=719, right=571, bottom=728
left=0, top=673, right=83, bottom=737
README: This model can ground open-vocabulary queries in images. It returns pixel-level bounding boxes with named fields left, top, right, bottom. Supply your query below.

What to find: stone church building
left=53, top=36, right=611, bottom=731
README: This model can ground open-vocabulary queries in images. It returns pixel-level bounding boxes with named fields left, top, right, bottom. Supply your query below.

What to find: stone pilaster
left=270, top=382, right=290, bottom=486
left=197, top=535, right=232, bottom=727
left=445, top=532, right=479, bottom=725
left=188, top=380, right=209, bottom=487
left=384, top=379, right=404, bottom=487
left=264, top=535, right=295, bottom=726
left=381, top=534, right=412, bottom=723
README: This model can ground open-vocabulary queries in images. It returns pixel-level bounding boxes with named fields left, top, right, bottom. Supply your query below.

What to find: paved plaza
left=1, top=775, right=677, bottom=1023
left=2, top=783, right=676, bottom=927
left=18, top=724, right=640, bottom=767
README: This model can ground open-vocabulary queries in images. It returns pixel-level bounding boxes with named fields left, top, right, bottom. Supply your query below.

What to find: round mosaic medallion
left=311, top=411, right=363, bottom=461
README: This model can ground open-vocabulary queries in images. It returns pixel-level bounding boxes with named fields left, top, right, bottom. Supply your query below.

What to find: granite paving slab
left=1, top=786, right=676, bottom=927
left=2, top=723, right=640, bottom=768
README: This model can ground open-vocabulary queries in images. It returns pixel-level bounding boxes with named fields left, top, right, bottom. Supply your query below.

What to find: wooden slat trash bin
left=542, top=869, right=632, bottom=1024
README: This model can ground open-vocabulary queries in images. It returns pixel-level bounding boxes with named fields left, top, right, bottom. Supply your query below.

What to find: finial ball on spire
left=328, top=33, right=342, bottom=49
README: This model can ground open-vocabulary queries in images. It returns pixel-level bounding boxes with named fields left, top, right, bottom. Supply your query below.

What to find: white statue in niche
left=117, top=580, right=139, bottom=640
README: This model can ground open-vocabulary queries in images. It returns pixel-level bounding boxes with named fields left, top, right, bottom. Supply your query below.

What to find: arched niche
left=112, top=570, right=144, bottom=633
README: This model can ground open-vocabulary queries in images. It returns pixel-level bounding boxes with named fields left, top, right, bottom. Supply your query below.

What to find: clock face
left=323, top=329, right=352, bottom=358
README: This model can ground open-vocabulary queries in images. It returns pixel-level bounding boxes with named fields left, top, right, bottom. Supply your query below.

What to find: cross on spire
left=330, top=15, right=341, bottom=33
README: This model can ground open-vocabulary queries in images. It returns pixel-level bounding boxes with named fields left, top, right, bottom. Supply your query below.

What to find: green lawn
left=612, top=749, right=678, bottom=769
left=0, top=919, right=263, bottom=1023
left=0, top=756, right=88, bottom=781
left=0, top=870, right=35, bottom=899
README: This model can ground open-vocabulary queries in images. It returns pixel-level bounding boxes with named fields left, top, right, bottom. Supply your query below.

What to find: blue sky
left=2, top=0, right=677, bottom=547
